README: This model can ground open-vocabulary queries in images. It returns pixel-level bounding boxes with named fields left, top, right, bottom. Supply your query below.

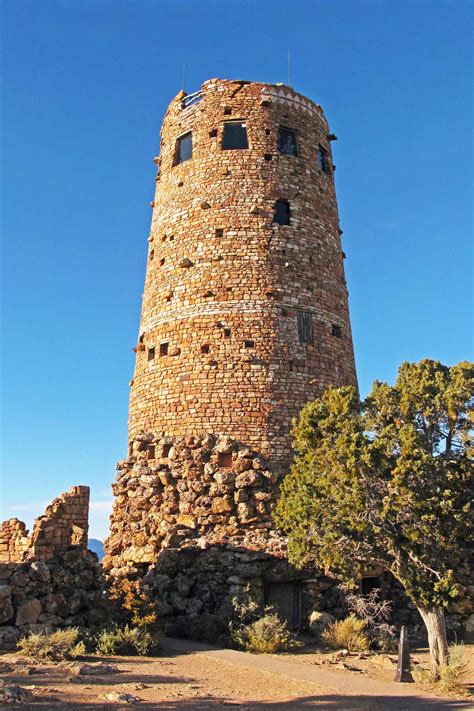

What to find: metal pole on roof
left=182, top=64, right=186, bottom=92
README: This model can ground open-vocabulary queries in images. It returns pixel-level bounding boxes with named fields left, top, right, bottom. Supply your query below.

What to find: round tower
left=104, top=79, right=357, bottom=633
left=129, top=78, right=356, bottom=466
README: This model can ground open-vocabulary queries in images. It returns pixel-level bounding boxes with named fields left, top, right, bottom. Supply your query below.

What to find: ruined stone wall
left=0, top=486, right=89, bottom=563
left=128, top=78, right=357, bottom=471
left=0, top=487, right=104, bottom=650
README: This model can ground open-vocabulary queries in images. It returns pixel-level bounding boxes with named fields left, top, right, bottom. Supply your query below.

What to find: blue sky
left=1, top=0, right=472, bottom=539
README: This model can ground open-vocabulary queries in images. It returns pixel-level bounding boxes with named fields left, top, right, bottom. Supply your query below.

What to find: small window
left=297, top=311, right=313, bottom=344
left=215, top=228, right=224, bottom=237
left=159, top=342, right=169, bottom=357
left=201, top=344, right=210, bottom=354
left=223, top=328, right=231, bottom=338
left=147, top=445, right=155, bottom=460
left=162, top=443, right=171, bottom=458
left=222, top=122, right=248, bottom=150
left=331, top=324, right=342, bottom=338
left=148, top=346, right=155, bottom=361
left=149, top=249, right=154, bottom=261
left=278, top=127, right=297, bottom=156
left=224, top=106, right=232, bottom=115
left=218, top=452, right=233, bottom=468
left=317, top=145, right=330, bottom=173
left=244, top=340, right=255, bottom=348
left=274, top=199, right=291, bottom=226
left=175, top=132, right=192, bottom=164
left=159, top=257, right=165, bottom=266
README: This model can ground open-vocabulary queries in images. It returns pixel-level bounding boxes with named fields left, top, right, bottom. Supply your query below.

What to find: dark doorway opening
left=264, top=580, right=301, bottom=630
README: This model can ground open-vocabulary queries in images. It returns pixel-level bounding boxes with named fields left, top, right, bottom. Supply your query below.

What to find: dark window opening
left=215, top=228, right=224, bottom=237
left=223, top=328, right=231, bottom=338
left=160, top=257, right=165, bottom=266
left=265, top=129, right=271, bottom=135
left=278, top=127, right=297, bottom=156
left=149, top=250, right=154, bottom=260
left=331, top=324, right=342, bottom=338
left=159, top=342, right=169, bottom=357
left=244, top=340, right=255, bottom=348
left=162, top=443, right=171, bottom=458
left=147, top=445, right=155, bottom=460
left=361, top=576, right=381, bottom=596
left=222, top=122, right=248, bottom=150
left=170, top=235, right=175, bottom=241
left=147, top=346, right=155, bottom=361
left=223, top=106, right=232, bottom=115
left=201, top=344, right=210, bottom=354
left=317, top=145, right=330, bottom=173
left=175, top=132, right=192, bottom=164
left=289, top=359, right=294, bottom=371
left=274, top=199, right=291, bottom=226
left=209, top=128, right=218, bottom=138
left=139, top=334, right=144, bottom=344
left=218, top=452, right=233, bottom=467
left=297, top=311, right=313, bottom=344
left=264, top=154, right=273, bottom=161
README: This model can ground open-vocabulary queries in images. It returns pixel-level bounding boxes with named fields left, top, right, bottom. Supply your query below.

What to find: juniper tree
left=274, top=359, right=473, bottom=677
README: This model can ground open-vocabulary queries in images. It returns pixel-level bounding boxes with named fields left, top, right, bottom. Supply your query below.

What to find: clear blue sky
left=1, top=0, right=472, bottom=539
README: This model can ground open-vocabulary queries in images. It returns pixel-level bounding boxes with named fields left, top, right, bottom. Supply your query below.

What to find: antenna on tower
left=182, top=63, right=186, bottom=92
left=287, top=50, right=291, bottom=86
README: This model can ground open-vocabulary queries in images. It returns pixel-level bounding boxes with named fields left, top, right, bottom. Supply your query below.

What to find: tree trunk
left=418, top=606, right=449, bottom=679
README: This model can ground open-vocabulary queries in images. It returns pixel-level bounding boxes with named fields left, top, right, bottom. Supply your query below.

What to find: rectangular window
left=331, top=324, right=342, bottom=338
left=278, top=127, right=297, bottom=156
left=297, top=311, right=313, bottom=344
left=175, top=132, right=192, bottom=164
left=274, top=199, right=291, bottom=226
left=147, top=346, right=155, bottom=361
left=317, top=145, right=330, bottom=173
left=222, top=122, right=248, bottom=150
left=159, top=342, right=169, bottom=357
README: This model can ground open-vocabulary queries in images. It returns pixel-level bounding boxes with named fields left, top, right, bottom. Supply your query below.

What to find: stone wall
left=0, top=486, right=89, bottom=563
left=0, top=487, right=104, bottom=650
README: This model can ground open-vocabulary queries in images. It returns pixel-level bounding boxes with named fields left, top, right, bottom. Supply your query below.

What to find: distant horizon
left=2, top=0, right=472, bottom=539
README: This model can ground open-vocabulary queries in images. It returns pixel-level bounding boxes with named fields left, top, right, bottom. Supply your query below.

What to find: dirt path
left=0, top=637, right=472, bottom=709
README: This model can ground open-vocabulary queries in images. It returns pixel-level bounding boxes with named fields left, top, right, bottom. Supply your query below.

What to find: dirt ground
left=0, top=639, right=472, bottom=710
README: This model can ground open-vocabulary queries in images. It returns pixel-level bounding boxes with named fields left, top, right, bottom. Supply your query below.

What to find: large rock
left=0, top=585, right=13, bottom=624
left=308, top=610, right=336, bottom=637
left=0, top=681, right=34, bottom=705
left=235, top=471, right=261, bottom=488
left=15, top=598, right=41, bottom=626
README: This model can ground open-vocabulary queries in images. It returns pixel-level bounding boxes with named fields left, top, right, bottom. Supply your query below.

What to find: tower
left=104, top=79, right=357, bottom=634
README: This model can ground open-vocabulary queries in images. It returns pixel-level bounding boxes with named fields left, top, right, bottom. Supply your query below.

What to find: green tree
left=274, top=360, right=473, bottom=678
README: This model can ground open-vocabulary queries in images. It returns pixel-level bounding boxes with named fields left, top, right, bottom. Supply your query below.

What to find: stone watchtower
left=104, top=79, right=357, bottom=635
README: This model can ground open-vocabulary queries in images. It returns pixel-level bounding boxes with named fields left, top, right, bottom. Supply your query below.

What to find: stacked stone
left=0, top=549, right=104, bottom=650
left=0, top=520, right=30, bottom=563
left=29, top=486, right=90, bottom=560
left=104, top=433, right=285, bottom=577
left=0, top=486, right=90, bottom=564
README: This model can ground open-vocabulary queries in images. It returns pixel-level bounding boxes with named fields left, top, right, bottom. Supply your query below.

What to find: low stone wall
left=0, top=548, right=104, bottom=650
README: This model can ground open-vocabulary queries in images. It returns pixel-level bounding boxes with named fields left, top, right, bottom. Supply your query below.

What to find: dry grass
left=413, top=644, right=471, bottom=697
left=322, top=615, right=370, bottom=652
left=17, top=628, right=85, bottom=662
left=233, top=613, right=299, bottom=654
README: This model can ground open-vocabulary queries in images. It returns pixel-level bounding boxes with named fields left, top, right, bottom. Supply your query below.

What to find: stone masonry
left=0, top=487, right=104, bottom=650
left=104, top=78, right=358, bottom=635
left=0, top=486, right=89, bottom=563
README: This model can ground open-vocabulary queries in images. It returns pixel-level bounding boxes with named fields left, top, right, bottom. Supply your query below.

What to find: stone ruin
left=0, top=487, right=104, bottom=650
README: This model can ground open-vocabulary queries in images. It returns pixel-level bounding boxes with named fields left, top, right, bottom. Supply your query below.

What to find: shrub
left=95, top=625, right=160, bottom=656
left=344, top=589, right=397, bottom=651
left=322, top=615, right=370, bottom=652
left=414, top=644, right=470, bottom=697
left=17, top=628, right=85, bottom=661
left=233, top=613, right=298, bottom=654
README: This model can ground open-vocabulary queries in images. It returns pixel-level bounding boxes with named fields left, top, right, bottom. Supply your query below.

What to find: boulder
left=15, top=598, right=41, bottom=626
left=309, top=610, right=336, bottom=637
left=235, top=471, right=261, bottom=488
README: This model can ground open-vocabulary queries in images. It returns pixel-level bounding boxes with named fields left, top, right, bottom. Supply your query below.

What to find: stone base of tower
left=103, top=432, right=345, bottom=638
